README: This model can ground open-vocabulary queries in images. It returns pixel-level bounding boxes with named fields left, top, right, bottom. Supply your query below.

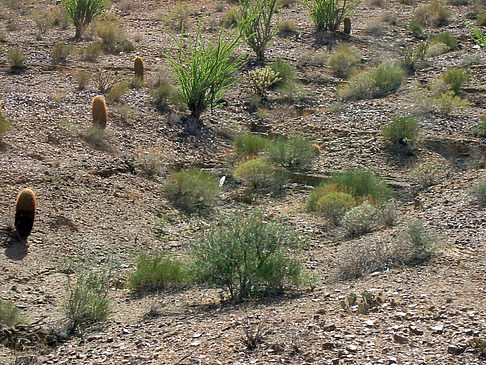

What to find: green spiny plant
left=301, top=0, right=361, bottom=32
left=248, top=66, right=281, bottom=99
left=62, top=0, right=105, bottom=39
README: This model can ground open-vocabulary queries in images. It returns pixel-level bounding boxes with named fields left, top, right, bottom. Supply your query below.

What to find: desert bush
left=248, top=66, right=281, bottom=99
left=328, top=43, right=361, bottom=79
left=81, top=42, right=103, bottom=61
left=32, top=10, right=51, bottom=38
left=269, top=58, right=296, bottom=91
left=75, top=70, right=90, bottom=90
left=341, top=200, right=377, bottom=237
left=127, top=253, right=189, bottom=292
left=96, top=20, right=134, bottom=54
left=62, top=0, right=105, bottom=38
left=431, top=90, right=468, bottom=115
left=0, top=113, right=11, bottom=139
left=163, top=2, right=190, bottom=31
left=340, top=62, right=405, bottom=100
left=425, top=41, right=450, bottom=56
left=412, top=0, right=450, bottom=27
left=134, top=153, right=164, bottom=177
left=411, top=159, right=451, bottom=188
left=316, top=191, right=356, bottom=225
left=236, top=0, right=280, bottom=61
left=469, top=178, right=486, bottom=204
left=430, top=31, right=456, bottom=49
left=337, top=240, right=391, bottom=279
left=391, top=220, right=439, bottom=265
left=400, top=41, right=428, bottom=75
left=381, top=114, right=420, bottom=150
left=51, top=42, right=73, bottom=64
left=363, top=18, right=386, bottom=36
left=278, top=20, right=298, bottom=35
left=163, top=21, right=247, bottom=121
left=106, top=81, right=128, bottom=103
left=234, top=133, right=268, bottom=157
left=151, top=80, right=173, bottom=111
left=462, top=53, right=486, bottom=67
left=8, top=49, right=27, bottom=72
left=233, top=159, right=288, bottom=190
left=441, top=68, right=469, bottom=94
left=408, top=22, right=424, bottom=35
left=64, top=260, right=114, bottom=329
left=94, top=68, right=117, bottom=94
left=302, top=0, right=361, bottom=32
left=477, top=12, right=486, bottom=26
left=0, top=299, right=24, bottom=327
left=266, top=134, right=320, bottom=169
left=474, top=115, right=486, bottom=137
left=191, top=211, right=309, bottom=302
left=163, top=168, right=220, bottom=214
left=376, top=198, right=398, bottom=227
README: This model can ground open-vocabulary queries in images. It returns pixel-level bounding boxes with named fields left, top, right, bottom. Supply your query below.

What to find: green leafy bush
left=128, top=253, right=189, bottom=292
left=391, top=220, right=439, bottom=265
left=0, top=299, right=24, bottom=327
left=316, top=191, right=356, bottom=225
left=191, top=211, right=309, bottom=302
left=381, top=114, right=420, bottom=150
left=412, top=0, right=450, bottom=27
left=163, top=21, right=247, bottom=121
left=408, top=22, right=424, bottom=35
left=278, top=20, right=298, bottom=35
left=234, top=133, right=268, bottom=157
left=163, top=168, right=220, bottom=213
left=266, top=134, right=320, bottom=169
left=469, top=178, right=486, bottom=205
left=233, top=159, right=288, bottom=190
left=340, top=62, right=405, bottom=100
left=327, top=43, right=361, bottom=79
left=301, top=0, right=361, bottom=31
left=62, top=0, right=105, bottom=38
left=431, top=90, right=468, bottom=115
left=51, top=42, right=73, bottom=64
left=269, top=58, right=296, bottom=91
left=8, top=48, right=27, bottom=72
left=441, top=68, right=469, bottom=94
left=96, top=20, right=134, bottom=54
left=341, top=201, right=377, bottom=237
left=236, top=0, right=280, bottom=61
left=430, top=31, right=456, bottom=49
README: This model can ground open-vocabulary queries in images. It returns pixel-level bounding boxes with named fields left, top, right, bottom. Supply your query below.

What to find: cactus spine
left=134, top=56, right=144, bottom=80
left=91, top=95, right=108, bottom=129
left=15, top=188, right=37, bottom=239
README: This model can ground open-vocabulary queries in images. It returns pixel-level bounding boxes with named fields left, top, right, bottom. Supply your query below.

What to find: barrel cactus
left=15, top=188, right=37, bottom=239
left=91, top=95, right=108, bottom=128
left=134, top=56, right=144, bottom=80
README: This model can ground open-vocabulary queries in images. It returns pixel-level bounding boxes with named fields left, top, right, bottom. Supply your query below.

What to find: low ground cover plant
left=234, top=133, right=268, bottom=157
left=328, top=43, right=361, bottom=79
left=233, top=158, right=288, bottom=191
left=266, top=134, right=320, bottom=169
left=191, top=211, right=310, bottom=302
left=0, top=299, right=25, bottom=327
left=381, top=114, right=420, bottom=152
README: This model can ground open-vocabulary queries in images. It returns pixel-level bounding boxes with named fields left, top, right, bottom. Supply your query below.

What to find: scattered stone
left=393, top=333, right=409, bottom=344
left=431, top=324, right=444, bottom=334
left=447, top=344, right=466, bottom=355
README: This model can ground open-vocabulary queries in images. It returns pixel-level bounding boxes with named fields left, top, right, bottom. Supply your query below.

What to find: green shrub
left=163, top=21, right=247, bottom=121
left=411, top=159, right=451, bottom=188
left=301, top=0, right=361, bottom=31
left=8, top=48, right=27, bottom=71
left=477, top=12, right=486, bottom=26
left=233, top=159, right=288, bottom=190
left=327, top=43, right=361, bottom=79
left=381, top=114, right=420, bottom=149
left=0, top=299, right=24, bottom=327
left=163, top=2, right=190, bottom=31
left=128, top=253, right=189, bottom=292
left=106, top=81, right=128, bottom=103
left=234, top=133, right=268, bottom=157
left=412, top=0, right=450, bottom=27
left=441, top=68, right=469, bottom=94
left=408, top=22, right=424, bottom=35
left=326, top=170, right=392, bottom=202
left=426, top=42, right=449, bottom=56
left=278, top=20, right=298, bottom=35
left=0, top=112, right=11, bottom=139
left=266, top=134, right=320, bottom=169
left=474, top=115, right=486, bottom=137
left=431, top=90, right=468, bottom=115
left=269, top=58, right=296, bottom=91
left=76, top=70, right=90, bottom=90
left=340, top=62, right=405, bottom=100
left=341, top=201, right=377, bottom=237
left=430, top=32, right=456, bottom=49
left=62, top=0, right=105, bottom=38
left=191, top=211, right=309, bottom=302
left=64, top=263, right=113, bottom=329
left=236, top=0, right=280, bottom=61
left=462, top=53, right=486, bottom=67
left=151, top=80, right=173, bottom=111
left=469, top=178, right=486, bottom=204
left=81, top=42, right=103, bottom=61
left=316, top=191, right=356, bottom=225
left=400, top=41, right=428, bottom=75
left=391, top=220, right=439, bottom=265
left=51, top=42, right=73, bottom=64
left=163, top=168, right=220, bottom=214
left=96, top=20, right=134, bottom=54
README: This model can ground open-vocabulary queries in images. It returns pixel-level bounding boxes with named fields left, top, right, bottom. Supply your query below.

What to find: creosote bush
left=234, top=133, right=268, bottom=157
left=441, top=68, right=469, bottom=94
left=128, top=253, right=189, bottom=292
left=278, top=20, right=298, bottom=35
left=430, top=31, right=456, bottom=49
left=75, top=70, right=90, bottom=90
left=233, top=158, right=288, bottom=191
left=391, top=220, right=439, bottom=265
left=381, top=114, right=420, bottom=151
left=269, top=58, right=296, bottom=91
left=316, top=191, right=356, bottom=225
left=96, top=20, right=134, bottom=54
left=341, top=200, right=377, bottom=237
left=62, top=0, right=105, bottom=38
left=411, top=159, right=451, bottom=188
left=51, top=42, right=73, bottom=64
left=328, top=43, right=361, bottom=79
left=469, top=178, right=486, bottom=205
left=8, top=49, right=27, bottom=72
left=81, top=42, right=103, bottom=61
left=431, top=90, right=468, bottom=115
left=151, top=79, right=174, bottom=111
left=302, top=0, right=361, bottom=31
left=266, top=134, right=320, bottom=169
left=412, top=0, right=450, bottom=27
left=163, top=168, right=220, bottom=214
left=191, top=211, right=310, bottom=302
left=0, top=299, right=25, bottom=327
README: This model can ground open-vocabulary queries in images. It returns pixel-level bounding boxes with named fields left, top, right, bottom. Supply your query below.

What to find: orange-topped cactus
left=134, top=56, right=144, bottom=80
left=15, top=188, right=37, bottom=239
left=91, top=95, right=108, bottom=129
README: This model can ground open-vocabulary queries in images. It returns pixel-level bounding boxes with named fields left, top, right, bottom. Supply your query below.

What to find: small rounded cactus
left=15, top=188, right=37, bottom=239
left=344, top=17, right=351, bottom=35
left=134, top=56, right=144, bottom=80
left=91, top=95, right=108, bottom=129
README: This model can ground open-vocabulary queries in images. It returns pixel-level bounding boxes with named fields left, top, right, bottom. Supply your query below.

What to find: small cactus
left=134, top=56, right=144, bottom=80
left=344, top=17, right=351, bottom=35
left=91, top=95, right=108, bottom=129
left=15, top=188, right=37, bottom=239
